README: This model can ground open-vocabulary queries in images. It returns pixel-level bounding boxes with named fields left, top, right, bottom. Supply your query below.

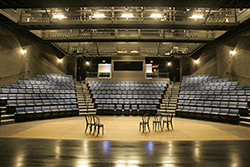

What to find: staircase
left=240, top=112, right=250, bottom=126
left=76, top=81, right=96, bottom=116
left=0, top=106, right=15, bottom=125
left=158, top=82, right=180, bottom=115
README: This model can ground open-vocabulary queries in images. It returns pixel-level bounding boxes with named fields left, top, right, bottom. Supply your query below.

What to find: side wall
left=0, top=22, right=77, bottom=87
left=180, top=27, right=250, bottom=85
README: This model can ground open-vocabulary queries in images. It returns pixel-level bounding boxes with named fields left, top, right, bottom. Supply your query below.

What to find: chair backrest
left=142, top=113, right=150, bottom=123
left=85, top=115, right=92, bottom=124
left=93, top=116, right=101, bottom=125
left=154, top=114, right=162, bottom=122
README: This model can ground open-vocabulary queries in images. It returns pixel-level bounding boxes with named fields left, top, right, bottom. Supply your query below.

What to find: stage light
left=122, top=13, right=133, bottom=18
left=186, top=7, right=190, bottom=11
left=167, top=62, right=172, bottom=66
left=86, top=61, right=90, bottom=66
left=93, top=14, right=105, bottom=18
left=230, top=50, right=235, bottom=55
left=53, top=13, right=67, bottom=19
left=150, top=60, right=153, bottom=63
left=150, top=14, right=162, bottom=18
left=58, top=59, right=62, bottom=63
left=102, top=60, right=106, bottom=63
left=194, top=59, right=199, bottom=64
left=190, top=14, right=203, bottom=19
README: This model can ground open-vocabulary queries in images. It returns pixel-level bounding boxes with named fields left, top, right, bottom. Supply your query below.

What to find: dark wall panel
left=0, top=23, right=76, bottom=87
left=180, top=27, right=250, bottom=85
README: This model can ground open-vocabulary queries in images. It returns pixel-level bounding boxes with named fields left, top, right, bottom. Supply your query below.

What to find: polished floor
left=0, top=116, right=250, bottom=166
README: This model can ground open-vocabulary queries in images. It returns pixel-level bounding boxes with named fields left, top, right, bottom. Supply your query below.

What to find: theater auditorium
left=0, top=0, right=250, bottom=166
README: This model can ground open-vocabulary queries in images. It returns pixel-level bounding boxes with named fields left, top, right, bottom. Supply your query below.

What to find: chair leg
left=85, top=124, right=88, bottom=133
left=102, top=126, right=104, bottom=135
left=147, top=124, right=150, bottom=132
left=170, top=121, right=173, bottom=130
left=97, top=126, right=99, bottom=137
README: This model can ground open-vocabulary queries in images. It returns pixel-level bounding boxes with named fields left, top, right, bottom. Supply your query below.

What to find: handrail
left=0, top=71, right=30, bottom=80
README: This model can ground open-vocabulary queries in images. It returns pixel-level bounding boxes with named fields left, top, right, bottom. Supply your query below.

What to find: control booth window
left=114, top=61, right=143, bottom=71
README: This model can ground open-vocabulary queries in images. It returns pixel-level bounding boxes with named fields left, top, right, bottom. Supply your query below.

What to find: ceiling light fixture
left=93, top=14, right=105, bottom=18
left=121, top=13, right=133, bottom=18
left=190, top=14, right=203, bottom=19
left=86, top=61, right=90, bottom=66
left=167, top=62, right=172, bottom=66
left=186, top=7, right=190, bottom=11
left=53, top=13, right=67, bottom=19
left=150, top=14, right=162, bottom=18
left=58, top=59, right=62, bottom=63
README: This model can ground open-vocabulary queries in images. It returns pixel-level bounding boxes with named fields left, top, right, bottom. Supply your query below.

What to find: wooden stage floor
left=0, top=116, right=250, bottom=166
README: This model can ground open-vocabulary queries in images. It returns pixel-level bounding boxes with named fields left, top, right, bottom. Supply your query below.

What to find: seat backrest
left=142, top=113, right=150, bottom=123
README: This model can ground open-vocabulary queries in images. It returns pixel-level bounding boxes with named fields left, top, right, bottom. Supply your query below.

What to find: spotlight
left=65, top=7, right=69, bottom=12
left=194, top=59, right=199, bottom=64
left=93, top=14, right=105, bottom=18
left=186, top=7, right=190, bottom=11
left=86, top=61, right=90, bottom=66
left=58, top=59, right=62, bottom=63
left=150, top=60, right=153, bottom=63
left=167, top=62, right=172, bottom=66
left=150, top=14, right=162, bottom=18
left=190, top=14, right=203, bottom=19
left=122, top=13, right=133, bottom=18
left=102, top=60, right=105, bottom=63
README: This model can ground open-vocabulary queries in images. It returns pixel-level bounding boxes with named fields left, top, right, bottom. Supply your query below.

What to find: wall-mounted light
left=167, top=62, right=172, bottom=66
left=230, top=50, right=235, bottom=55
left=194, top=59, right=199, bottom=64
left=86, top=61, right=90, bottom=66
left=21, top=49, right=27, bottom=54
left=58, top=59, right=62, bottom=63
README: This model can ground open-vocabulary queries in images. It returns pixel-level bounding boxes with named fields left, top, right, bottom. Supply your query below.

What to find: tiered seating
left=88, top=81, right=168, bottom=115
left=0, top=74, right=78, bottom=122
left=176, top=74, right=250, bottom=124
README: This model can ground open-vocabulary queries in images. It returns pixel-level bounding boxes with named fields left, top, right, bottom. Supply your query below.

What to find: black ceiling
left=0, top=0, right=250, bottom=8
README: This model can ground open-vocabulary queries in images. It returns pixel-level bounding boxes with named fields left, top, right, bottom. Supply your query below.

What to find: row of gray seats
left=95, top=98, right=160, bottom=104
left=5, top=83, right=75, bottom=90
left=176, top=106, right=239, bottom=123
left=96, top=104, right=157, bottom=116
left=17, top=80, right=75, bottom=85
left=178, top=94, right=250, bottom=102
left=0, top=93, right=76, bottom=100
left=0, top=88, right=75, bottom=94
left=15, top=105, right=78, bottom=122
left=7, top=99, right=77, bottom=107
left=92, top=94, right=162, bottom=99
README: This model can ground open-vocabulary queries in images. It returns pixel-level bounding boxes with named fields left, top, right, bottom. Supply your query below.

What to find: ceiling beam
left=21, top=22, right=236, bottom=31
left=0, top=0, right=250, bottom=8
left=42, top=38, right=214, bottom=43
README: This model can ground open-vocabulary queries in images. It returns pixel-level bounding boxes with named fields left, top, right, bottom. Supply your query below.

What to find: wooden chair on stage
left=139, top=113, right=150, bottom=133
